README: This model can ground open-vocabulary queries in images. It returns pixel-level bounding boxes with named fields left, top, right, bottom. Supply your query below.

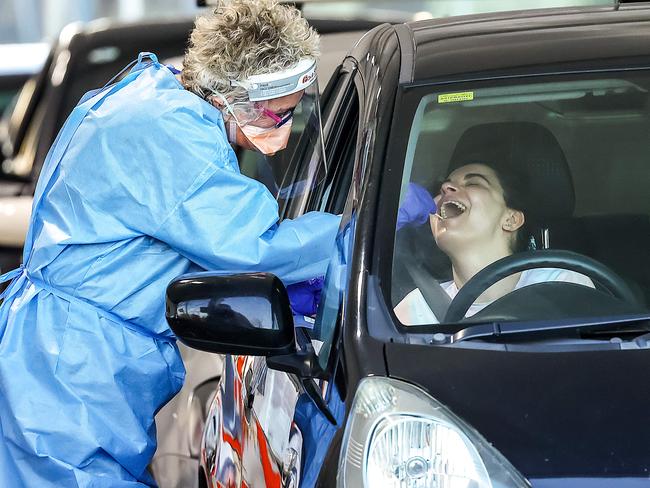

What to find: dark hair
left=485, top=161, right=533, bottom=253
left=445, top=121, right=575, bottom=252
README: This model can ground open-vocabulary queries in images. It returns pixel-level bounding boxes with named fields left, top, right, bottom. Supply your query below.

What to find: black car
left=177, top=3, right=650, bottom=487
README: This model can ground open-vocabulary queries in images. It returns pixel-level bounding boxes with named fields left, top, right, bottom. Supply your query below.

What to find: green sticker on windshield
left=438, top=92, right=474, bottom=103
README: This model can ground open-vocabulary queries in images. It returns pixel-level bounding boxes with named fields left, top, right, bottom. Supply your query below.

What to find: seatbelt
left=407, top=263, right=452, bottom=323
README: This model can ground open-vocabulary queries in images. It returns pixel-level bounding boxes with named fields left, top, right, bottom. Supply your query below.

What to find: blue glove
left=397, top=182, right=437, bottom=230
left=286, top=276, right=324, bottom=328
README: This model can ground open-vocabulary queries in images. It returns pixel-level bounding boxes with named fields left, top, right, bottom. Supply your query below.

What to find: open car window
left=291, top=71, right=360, bottom=367
left=391, top=71, right=650, bottom=327
left=237, top=82, right=326, bottom=218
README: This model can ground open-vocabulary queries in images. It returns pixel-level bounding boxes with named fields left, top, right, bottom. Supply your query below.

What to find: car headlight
left=337, top=377, right=530, bottom=488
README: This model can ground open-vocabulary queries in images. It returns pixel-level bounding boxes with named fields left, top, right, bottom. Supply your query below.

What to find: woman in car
left=394, top=161, right=593, bottom=325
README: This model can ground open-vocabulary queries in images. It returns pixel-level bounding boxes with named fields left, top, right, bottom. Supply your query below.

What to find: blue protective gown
left=0, top=53, right=340, bottom=487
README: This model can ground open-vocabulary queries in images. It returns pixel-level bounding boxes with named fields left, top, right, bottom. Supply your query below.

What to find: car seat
left=448, top=121, right=576, bottom=229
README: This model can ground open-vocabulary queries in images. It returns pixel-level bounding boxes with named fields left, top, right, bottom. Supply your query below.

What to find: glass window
left=391, top=72, right=650, bottom=327
left=237, top=83, right=328, bottom=218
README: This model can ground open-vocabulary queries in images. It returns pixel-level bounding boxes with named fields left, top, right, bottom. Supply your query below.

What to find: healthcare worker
left=0, top=1, right=339, bottom=486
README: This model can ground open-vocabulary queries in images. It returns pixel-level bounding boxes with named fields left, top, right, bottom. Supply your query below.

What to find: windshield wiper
left=451, top=313, right=650, bottom=343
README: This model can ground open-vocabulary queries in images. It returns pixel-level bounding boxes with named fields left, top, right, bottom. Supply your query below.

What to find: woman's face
left=430, top=163, right=524, bottom=255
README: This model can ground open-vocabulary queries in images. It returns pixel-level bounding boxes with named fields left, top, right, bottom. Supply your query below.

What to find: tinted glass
left=391, top=71, right=650, bottom=326
left=238, top=82, right=328, bottom=217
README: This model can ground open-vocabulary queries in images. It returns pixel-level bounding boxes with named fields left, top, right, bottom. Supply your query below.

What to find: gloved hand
left=397, top=182, right=437, bottom=230
left=286, top=276, right=324, bottom=327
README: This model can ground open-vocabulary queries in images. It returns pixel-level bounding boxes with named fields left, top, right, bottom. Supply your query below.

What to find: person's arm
left=153, top=164, right=340, bottom=284
left=545, top=269, right=595, bottom=288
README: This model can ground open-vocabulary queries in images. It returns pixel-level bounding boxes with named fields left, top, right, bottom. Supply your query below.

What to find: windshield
left=390, top=70, right=650, bottom=329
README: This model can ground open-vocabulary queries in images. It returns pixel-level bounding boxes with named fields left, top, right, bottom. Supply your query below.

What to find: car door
left=206, top=63, right=362, bottom=488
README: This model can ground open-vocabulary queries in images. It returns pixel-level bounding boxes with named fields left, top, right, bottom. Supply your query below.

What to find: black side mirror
left=166, top=272, right=296, bottom=356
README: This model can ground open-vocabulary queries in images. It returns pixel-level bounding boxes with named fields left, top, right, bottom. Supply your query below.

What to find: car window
left=0, top=83, right=22, bottom=116
left=391, top=71, right=650, bottom=327
left=245, top=69, right=361, bottom=222
left=304, top=73, right=360, bottom=368
left=0, top=22, right=194, bottom=185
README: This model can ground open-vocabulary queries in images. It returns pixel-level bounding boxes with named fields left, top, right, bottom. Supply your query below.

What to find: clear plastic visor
left=238, top=79, right=328, bottom=215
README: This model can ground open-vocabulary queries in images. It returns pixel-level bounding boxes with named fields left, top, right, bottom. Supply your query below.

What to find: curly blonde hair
left=182, top=0, right=320, bottom=102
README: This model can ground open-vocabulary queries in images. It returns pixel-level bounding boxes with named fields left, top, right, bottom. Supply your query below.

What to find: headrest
left=449, top=122, right=575, bottom=221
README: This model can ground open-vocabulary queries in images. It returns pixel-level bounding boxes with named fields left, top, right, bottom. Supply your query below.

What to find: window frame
left=281, top=66, right=362, bottom=374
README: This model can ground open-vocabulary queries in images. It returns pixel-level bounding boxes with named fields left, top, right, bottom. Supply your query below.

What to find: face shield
left=231, top=59, right=328, bottom=215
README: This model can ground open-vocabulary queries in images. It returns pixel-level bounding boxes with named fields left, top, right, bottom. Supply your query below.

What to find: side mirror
left=166, top=272, right=296, bottom=357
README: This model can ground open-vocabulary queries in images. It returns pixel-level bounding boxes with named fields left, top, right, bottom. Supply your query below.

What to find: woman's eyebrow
left=464, top=173, right=491, bottom=185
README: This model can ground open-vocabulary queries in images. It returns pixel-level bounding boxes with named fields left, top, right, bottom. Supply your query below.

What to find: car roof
left=394, top=3, right=650, bottom=85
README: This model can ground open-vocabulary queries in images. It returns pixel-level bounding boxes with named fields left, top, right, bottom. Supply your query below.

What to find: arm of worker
left=153, top=164, right=341, bottom=285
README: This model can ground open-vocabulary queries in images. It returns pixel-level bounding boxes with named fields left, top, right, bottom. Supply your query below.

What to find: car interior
left=392, top=74, right=650, bottom=322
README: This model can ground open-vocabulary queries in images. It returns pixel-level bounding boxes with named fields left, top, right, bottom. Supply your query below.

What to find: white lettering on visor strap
left=230, top=58, right=316, bottom=102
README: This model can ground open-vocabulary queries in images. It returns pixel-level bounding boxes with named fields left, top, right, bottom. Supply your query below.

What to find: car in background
left=167, top=2, right=650, bottom=487
left=0, top=42, right=48, bottom=115
left=0, top=43, right=48, bottom=272
left=0, top=17, right=196, bottom=271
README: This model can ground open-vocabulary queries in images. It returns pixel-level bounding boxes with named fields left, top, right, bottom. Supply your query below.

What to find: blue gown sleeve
left=152, top=164, right=340, bottom=284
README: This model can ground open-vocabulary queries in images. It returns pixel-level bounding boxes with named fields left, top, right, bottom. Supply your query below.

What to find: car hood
left=384, top=341, right=650, bottom=479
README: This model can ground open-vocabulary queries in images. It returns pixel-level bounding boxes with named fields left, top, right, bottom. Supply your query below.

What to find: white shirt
left=394, top=268, right=594, bottom=325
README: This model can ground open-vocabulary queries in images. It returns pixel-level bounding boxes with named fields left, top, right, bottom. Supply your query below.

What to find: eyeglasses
left=261, top=107, right=294, bottom=128
left=227, top=101, right=295, bottom=128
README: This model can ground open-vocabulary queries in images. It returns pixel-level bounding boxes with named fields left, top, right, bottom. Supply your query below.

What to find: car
left=0, top=17, right=197, bottom=270
left=166, top=2, right=650, bottom=487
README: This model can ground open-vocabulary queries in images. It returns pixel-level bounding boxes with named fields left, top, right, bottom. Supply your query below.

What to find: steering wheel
left=443, top=250, right=639, bottom=323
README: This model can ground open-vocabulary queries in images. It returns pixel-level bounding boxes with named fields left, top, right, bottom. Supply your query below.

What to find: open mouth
left=438, top=200, right=467, bottom=219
